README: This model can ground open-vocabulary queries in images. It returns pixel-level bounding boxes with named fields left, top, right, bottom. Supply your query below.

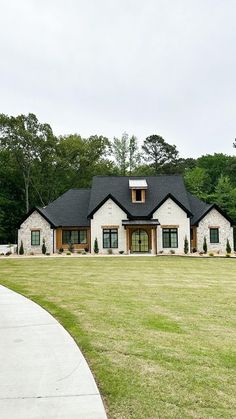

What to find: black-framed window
left=103, top=229, right=118, bottom=248
left=62, top=230, right=87, bottom=244
left=210, top=228, right=219, bottom=243
left=162, top=228, right=178, bottom=248
left=31, top=230, right=40, bottom=246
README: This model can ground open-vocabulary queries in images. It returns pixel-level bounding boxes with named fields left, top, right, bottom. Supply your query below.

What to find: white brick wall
left=197, top=208, right=233, bottom=253
left=18, top=211, right=54, bottom=254
left=153, top=198, right=191, bottom=253
left=90, top=199, right=128, bottom=254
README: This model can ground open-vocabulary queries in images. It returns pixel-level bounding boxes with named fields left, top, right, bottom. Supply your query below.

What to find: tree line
left=0, top=113, right=235, bottom=243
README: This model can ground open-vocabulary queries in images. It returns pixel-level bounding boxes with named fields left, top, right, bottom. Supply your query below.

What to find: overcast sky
left=0, top=0, right=235, bottom=157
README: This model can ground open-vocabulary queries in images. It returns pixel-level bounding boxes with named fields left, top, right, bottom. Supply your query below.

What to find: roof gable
left=88, top=175, right=192, bottom=219
left=149, top=193, right=192, bottom=218
left=194, top=203, right=234, bottom=226
left=88, top=194, right=130, bottom=218
left=18, top=207, right=56, bottom=228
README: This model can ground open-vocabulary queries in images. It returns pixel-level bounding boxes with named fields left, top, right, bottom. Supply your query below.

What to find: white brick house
left=18, top=176, right=234, bottom=255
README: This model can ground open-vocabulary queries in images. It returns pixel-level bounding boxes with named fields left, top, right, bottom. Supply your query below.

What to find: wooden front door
left=131, top=229, right=149, bottom=252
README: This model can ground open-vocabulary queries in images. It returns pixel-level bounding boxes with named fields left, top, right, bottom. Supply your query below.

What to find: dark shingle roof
left=187, top=192, right=212, bottom=225
left=40, top=189, right=91, bottom=227
left=23, top=175, right=232, bottom=228
left=88, top=175, right=192, bottom=218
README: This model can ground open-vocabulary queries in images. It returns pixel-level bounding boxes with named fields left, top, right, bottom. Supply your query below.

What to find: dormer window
left=129, top=179, right=147, bottom=203
left=135, top=189, right=142, bottom=202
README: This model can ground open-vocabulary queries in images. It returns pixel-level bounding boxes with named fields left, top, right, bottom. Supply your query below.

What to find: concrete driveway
left=0, top=285, right=107, bottom=419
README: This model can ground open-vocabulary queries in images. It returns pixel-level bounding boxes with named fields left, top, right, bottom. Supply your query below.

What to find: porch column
left=126, top=227, right=130, bottom=254
left=151, top=227, right=157, bottom=255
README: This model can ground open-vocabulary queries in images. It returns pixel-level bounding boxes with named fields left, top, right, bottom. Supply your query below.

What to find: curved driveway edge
left=0, top=285, right=107, bottom=419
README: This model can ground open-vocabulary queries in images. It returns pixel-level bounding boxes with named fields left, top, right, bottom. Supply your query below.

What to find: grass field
left=0, top=256, right=235, bottom=418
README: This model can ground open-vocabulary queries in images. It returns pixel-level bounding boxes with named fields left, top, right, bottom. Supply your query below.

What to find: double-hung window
left=210, top=228, right=219, bottom=243
left=162, top=228, right=178, bottom=248
left=31, top=230, right=40, bottom=246
left=103, top=229, right=118, bottom=248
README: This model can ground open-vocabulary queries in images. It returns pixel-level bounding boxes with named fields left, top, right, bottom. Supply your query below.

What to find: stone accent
left=197, top=208, right=233, bottom=253
left=18, top=211, right=54, bottom=254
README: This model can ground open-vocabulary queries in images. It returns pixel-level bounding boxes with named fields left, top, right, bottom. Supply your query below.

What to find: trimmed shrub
left=225, top=253, right=231, bottom=258
left=107, top=248, right=113, bottom=255
left=94, top=237, right=99, bottom=254
left=68, top=241, right=74, bottom=253
left=58, top=247, right=64, bottom=254
left=42, top=238, right=47, bottom=255
left=66, top=251, right=71, bottom=255
left=170, top=249, right=175, bottom=254
left=226, top=239, right=231, bottom=254
left=209, top=252, right=214, bottom=257
left=119, top=250, right=124, bottom=254
left=184, top=236, right=189, bottom=254
left=19, top=240, right=24, bottom=255
left=203, top=236, right=207, bottom=254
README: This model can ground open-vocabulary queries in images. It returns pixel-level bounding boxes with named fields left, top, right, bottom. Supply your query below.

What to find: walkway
left=0, top=285, right=107, bottom=419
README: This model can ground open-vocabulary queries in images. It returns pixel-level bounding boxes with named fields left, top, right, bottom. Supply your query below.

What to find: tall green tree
left=184, top=167, right=211, bottom=200
left=0, top=149, right=24, bottom=242
left=0, top=113, right=57, bottom=212
left=213, top=175, right=236, bottom=221
left=56, top=134, right=112, bottom=188
left=197, top=154, right=236, bottom=188
left=110, top=132, right=140, bottom=175
left=142, top=135, right=179, bottom=174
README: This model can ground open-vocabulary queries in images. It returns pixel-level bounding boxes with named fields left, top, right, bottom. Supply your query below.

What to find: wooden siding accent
left=56, top=228, right=62, bottom=249
left=101, top=225, right=119, bottom=229
left=161, top=225, right=179, bottom=228
left=55, top=227, right=91, bottom=252
left=191, top=226, right=197, bottom=251
left=131, top=189, right=136, bottom=202
left=151, top=227, right=157, bottom=254
left=141, top=189, right=145, bottom=203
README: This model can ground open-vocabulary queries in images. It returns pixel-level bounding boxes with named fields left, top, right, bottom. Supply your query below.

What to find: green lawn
left=0, top=256, right=236, bottom=418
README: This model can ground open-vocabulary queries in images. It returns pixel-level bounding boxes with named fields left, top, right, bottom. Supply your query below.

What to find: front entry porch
left=122, top=220, right=159, bottom=254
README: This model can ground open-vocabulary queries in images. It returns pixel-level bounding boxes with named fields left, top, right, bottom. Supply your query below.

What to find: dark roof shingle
left=27, top=175, right=231, bottom=227
left=40, top=189, right=91, bottom=227
left=88, top=175, right=192, bottom=218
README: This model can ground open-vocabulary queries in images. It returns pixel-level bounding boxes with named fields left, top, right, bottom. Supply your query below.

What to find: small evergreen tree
left=19, top=240, right=24, bottom=255
left=226, top=238, right=231, bottom=254
left=42, top=238, right=46, bottom=254
left=203, top=236, right=207, bottom=254
left=94, top=237, right=99, bottom=254
left=184, top=236, right=189, bottom=254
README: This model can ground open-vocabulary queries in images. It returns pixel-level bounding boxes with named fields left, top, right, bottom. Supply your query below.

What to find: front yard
left=0, top=257, right=235, bottom=418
